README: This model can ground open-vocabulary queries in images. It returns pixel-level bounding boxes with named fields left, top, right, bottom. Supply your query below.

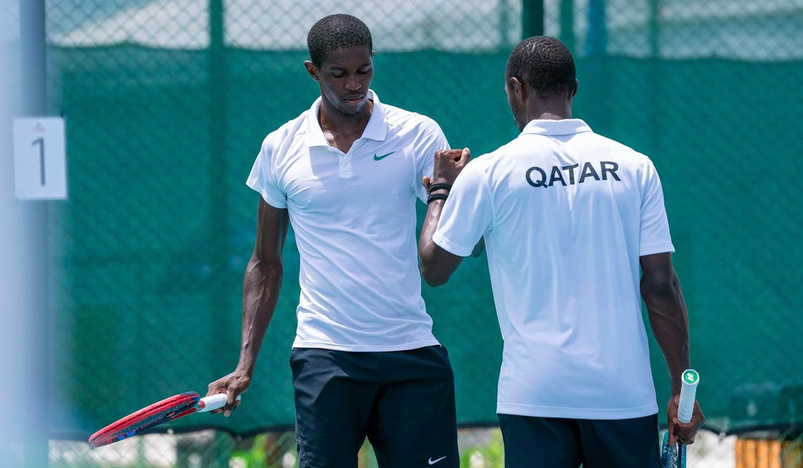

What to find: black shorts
left=498, top=413, right=661, bottom=468
left=290, top=345, right=459, bottom=468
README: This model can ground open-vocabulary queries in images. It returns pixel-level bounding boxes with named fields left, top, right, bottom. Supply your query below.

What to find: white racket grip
left=677, top=369, right=699, bottom=424
left=197, top=393, right=241, bottom=413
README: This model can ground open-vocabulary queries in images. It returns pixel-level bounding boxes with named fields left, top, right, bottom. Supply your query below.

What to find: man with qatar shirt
left=419, top=36, right=705, bottom=467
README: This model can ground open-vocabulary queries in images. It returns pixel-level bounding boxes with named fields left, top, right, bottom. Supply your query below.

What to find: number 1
left=32, top=137, right=44, bottom=186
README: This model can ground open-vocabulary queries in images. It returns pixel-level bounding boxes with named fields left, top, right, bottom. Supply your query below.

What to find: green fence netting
left=44, top=0, right=802, bottom=442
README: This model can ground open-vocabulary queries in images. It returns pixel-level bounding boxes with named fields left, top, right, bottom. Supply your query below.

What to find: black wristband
left=428, top=183, right=453, bottom=194
left=427, top=192, right=449, bottom=204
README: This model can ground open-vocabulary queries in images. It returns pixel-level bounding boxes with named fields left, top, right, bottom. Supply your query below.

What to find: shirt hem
left=432, top=231, right=473, bottom=257
left=496, top=402, right=659, bottom=420
left=640, top=241, right=675, bottom=256
left=291, top=337, right=441, bottom=352
left=246, top=180, right=287, bottom=209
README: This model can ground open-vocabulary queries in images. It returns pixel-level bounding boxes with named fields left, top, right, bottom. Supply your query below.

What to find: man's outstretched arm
left=640, top=252, right=705, bottom=444
left=419, top=190, right=464, bottom=286
left=419, top=148, right=470, bottom=286
left=207, top=197, right=290, bottom=415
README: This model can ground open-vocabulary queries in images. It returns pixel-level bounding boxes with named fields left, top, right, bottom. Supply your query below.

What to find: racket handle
left=677, top=369, right=699, bottom=424
left=197, top=393, right=241, bottom=413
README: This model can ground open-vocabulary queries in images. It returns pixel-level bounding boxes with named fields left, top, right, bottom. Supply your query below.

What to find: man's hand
left=206, top=369, right=251, bottom=417
left=423, top=147, right=471, bottom=190
left=667, top=395, right=705, bottom=445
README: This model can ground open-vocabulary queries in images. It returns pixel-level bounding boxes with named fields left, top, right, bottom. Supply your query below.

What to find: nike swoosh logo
left=428, top=456, right=447, bottom=465
left=373, top=151, right=396, bottom=161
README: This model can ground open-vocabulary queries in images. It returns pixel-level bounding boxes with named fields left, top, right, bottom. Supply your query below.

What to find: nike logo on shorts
left=428, top=456, right=447, bottom=465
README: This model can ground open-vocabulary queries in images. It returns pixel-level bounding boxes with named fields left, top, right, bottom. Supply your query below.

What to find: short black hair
left=307, top=14, right=373, bottom=67
left=505, top=36, right=576, bottom=98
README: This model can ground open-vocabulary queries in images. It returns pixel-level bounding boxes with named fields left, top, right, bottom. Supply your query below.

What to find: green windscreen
left=46, top=0, right=803, bottom=439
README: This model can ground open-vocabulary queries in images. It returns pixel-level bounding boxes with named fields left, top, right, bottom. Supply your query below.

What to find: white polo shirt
left=434, top=119, right=674, bottom=419
left=247, top=90, right=448, bottom=351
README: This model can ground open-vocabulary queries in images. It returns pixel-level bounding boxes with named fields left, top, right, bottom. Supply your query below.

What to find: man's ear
left=304, top=60, right=319, bottom=82
left=511, top=76, right=527, bottom=102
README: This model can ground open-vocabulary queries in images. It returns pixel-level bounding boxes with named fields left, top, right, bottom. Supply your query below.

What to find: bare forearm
left=419, top=198, right=446, bottom=282
left=419, top=148, right=471, bottom=286
left=237, top=258, right=283, bottom=376
left=642, top=272, right=690, bottom=395
left=419, top=196, right=465, bottom=286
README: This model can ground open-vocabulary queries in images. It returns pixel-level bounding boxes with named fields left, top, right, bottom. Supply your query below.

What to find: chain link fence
left=8, top=0, right=799, bottom=466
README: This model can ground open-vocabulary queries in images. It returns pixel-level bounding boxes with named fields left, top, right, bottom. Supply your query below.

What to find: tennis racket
left=88, top=391, right=238, bottom=449
left=661, top=369, right=700, bottom=468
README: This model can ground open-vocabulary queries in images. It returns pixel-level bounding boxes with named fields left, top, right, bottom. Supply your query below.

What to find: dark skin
left=418, top=75, right=705, bottom=445
left=303, top=46, right=375, bottom=153
left=205, top=45, right=375, bottom=416
left=206, top=199, right=288, bottom=416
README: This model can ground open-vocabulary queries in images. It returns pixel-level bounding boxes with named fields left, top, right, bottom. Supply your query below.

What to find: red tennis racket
left=88, top=391, right=234, bottom=449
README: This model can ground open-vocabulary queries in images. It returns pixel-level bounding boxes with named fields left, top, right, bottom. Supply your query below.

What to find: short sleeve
left=639, top=160, right=674, bottom=256
left=433, top=161, right=493, bottom=257
left=413, top=119, right=450, bottom=203
left=246, top=137, right=287, bottom=209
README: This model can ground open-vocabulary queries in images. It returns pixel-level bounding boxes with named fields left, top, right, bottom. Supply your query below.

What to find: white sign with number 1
left=13, top=117, right=68, bottom=200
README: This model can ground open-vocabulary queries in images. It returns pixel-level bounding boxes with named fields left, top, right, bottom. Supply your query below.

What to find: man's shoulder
left=456, top=150, right=500, bottom=186
left=260, top=110, right=310, bottom=152
left=381, top=102, right=443, bottom=136
left=474, top=138, right=525, bottom=167
left=581, top=131, right=652, bottom=165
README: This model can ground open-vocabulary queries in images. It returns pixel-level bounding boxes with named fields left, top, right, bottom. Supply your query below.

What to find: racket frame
left=88, top=391, right=230, bottom=449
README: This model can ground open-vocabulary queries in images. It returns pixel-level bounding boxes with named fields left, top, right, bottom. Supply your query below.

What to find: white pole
left=1, top=0, right=49, bottom=467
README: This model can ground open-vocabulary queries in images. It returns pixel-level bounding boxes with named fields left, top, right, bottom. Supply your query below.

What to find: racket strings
left=106, top=399, right=198, bottom=442
left=89, top=392, right=201, bottom=448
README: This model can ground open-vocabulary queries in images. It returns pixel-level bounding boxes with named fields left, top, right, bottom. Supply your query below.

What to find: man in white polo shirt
left=206, top=14, right=458, bottom=468
left=419, top=36, right=704, bottom=467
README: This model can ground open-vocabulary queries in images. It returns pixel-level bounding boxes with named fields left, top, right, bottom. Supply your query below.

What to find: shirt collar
left=305, top=89, right=388, bottom=147
left=520, top=118, right=592, bottom=136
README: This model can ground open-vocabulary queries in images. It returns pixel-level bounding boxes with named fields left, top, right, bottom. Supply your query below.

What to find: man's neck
left=319, top=99, right=374, bottom=153
left=526, top=99, right=572, bottom=122
left=534, top=111, right=571, bottom=120
left=319, top=99, right=373, bottom=137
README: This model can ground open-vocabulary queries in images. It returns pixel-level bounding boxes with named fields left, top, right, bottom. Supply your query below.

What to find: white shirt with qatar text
left=434, top=119, right=674, bottom=419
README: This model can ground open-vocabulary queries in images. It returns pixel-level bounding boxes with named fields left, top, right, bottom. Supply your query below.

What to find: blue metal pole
left=522, top=0, right=544, bottom=38
left=19, top=0, right=50, bottom=466
left=585, top=0, right=608, bottom=56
